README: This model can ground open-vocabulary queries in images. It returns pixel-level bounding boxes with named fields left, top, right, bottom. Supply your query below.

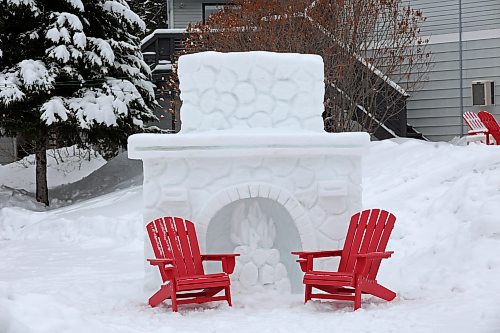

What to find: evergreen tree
left=0, top=0, right=158, bottom=206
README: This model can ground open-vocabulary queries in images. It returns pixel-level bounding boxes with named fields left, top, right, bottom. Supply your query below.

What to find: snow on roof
left=330, top=83, right=399, bottom=138
left=153, top=64, right=172, bottom=72
left=358, top=57, right=409, bottom=97
left=141, top=28, right=187, bottom=46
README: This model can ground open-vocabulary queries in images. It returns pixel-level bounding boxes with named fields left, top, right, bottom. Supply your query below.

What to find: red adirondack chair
left=463, top=111, right=490, bottom=144
left=478, top=111, right=500, bottom=145
left=292, top=209, right=396, bottom=310
left=146, top=216, right=239, bottom=312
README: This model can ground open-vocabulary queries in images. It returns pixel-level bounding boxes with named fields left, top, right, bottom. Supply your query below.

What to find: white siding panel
left=406, top=0, right=500, bottom=34
left=172, top=0, right=205, bottom=28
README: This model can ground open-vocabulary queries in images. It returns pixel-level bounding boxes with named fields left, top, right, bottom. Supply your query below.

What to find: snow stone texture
left=178, top=52, right=325, bottom=133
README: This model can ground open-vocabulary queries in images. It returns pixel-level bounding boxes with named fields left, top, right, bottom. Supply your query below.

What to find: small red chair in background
left=146, top=216, right=239, bottom=312
left=463, top=111, right=490, bottom=144
left=478, top=111, right=500, bottom=145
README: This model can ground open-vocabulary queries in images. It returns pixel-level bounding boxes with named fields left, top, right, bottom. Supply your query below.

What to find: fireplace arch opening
left=206, top=197, right=304, bottom=294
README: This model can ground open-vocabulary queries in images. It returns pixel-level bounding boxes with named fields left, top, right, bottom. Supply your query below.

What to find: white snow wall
left=178, top=51, right=326, bottom=132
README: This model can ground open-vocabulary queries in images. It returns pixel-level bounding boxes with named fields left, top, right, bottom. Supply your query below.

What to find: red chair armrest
left=291, top=250, right=343, bottom=258
left=147, top=258, right=175, bottom=267
left=468, top=129, right=488, bottom=135
left=201, top=254, right=240, bottom=260
left=355, top=252, right=393, bottom=276
left=201, top=254, right=240, bottom=274
left=292, top=250, right=343, bottom=272
left=357, top=251, right=393, bottom=260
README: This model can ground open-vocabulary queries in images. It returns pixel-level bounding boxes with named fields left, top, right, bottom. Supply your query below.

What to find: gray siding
left=402, top=0, right=500, bottom=141
left=406, top=0, right=500, bottom=35
left=172, top=0, right=206, bottom=28
left=407, top=37, right=500, bottom=141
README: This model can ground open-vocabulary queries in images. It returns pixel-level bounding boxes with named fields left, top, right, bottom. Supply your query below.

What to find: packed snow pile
left=1, top=139, right=500, bottom=332
left=178, top=51, right=325, bottom=133
left=230, top=201, right=291, bottom=293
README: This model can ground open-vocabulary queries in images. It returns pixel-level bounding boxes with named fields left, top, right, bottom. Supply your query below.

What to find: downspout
left=459, top=0, right=464, bottom=136
left=162, top=1, right=170, bottom=29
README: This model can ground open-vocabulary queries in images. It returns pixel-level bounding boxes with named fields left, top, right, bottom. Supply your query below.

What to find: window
left=472, top=80, right=495, bottom=106
left=203, top=3, right=226, bottom=23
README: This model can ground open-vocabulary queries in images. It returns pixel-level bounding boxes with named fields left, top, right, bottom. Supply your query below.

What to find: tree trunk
left=35, top=138, right=49, bottom=206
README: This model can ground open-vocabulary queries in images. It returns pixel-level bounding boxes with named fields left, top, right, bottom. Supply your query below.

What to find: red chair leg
left=305, top=285, right=312, bottom=303
left=225, top=286, right=232, bottom=307
left=354, top=287, right=362, bottom=310
left=171, top=293, right=178, bottom=312
left=171, top=284, right=178, bottom=312
left=149, top=284, right=173, bottom=308
left=362, top=281, right=396, bottom=302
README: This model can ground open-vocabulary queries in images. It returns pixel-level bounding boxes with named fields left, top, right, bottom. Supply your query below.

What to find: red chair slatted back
left=464, top=111, right=487, bottom=132
left=338, top=209, right=396, bottom=280
left=146, top=217, right=204, bottom=278
left=478, top=111, right=500, bottom=132
left=479, top=111, right=500, bottom=144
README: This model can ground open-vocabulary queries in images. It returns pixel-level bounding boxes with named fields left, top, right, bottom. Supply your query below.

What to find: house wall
left=404, top=0, right=500, bottom=141
left=408, top=0, right=500, bottom=35
left=171, top=0, right=213, bottom=28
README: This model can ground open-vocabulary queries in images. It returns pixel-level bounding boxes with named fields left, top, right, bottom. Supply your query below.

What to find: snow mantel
left=128, top=130, right=369, bottom=160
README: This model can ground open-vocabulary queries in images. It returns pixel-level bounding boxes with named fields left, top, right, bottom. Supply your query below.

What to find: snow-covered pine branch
left=0, top=0, right=159, bottom=205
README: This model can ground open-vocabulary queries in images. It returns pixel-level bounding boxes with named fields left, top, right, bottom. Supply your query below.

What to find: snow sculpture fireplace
left=128, top=51, right=369, bottom=293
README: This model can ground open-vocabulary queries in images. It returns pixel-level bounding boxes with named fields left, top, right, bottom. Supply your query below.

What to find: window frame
left=472, top=80, right=495, bottom=106
left=202, top=3, right=228, bottom=24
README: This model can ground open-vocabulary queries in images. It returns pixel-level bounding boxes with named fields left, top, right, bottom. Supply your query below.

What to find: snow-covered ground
left=1, top=139, right=499, bottom=332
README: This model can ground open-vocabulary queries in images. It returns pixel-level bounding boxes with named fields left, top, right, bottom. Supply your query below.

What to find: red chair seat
left=304, top=271, right=354, bottom=285
left=176, top=273, right=229, bottom=285
left=176, top=273, right=230, bottom=291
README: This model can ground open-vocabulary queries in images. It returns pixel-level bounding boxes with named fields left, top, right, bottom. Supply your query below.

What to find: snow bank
left=0, top=150, right=142, bottom=241
left=178, top=51, right=325, bottom=133
left=363, top=140, right=500, bottom=304
left=1, top=140, right=500, bottom=332
left=0, top=187, right=143, bottom=242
